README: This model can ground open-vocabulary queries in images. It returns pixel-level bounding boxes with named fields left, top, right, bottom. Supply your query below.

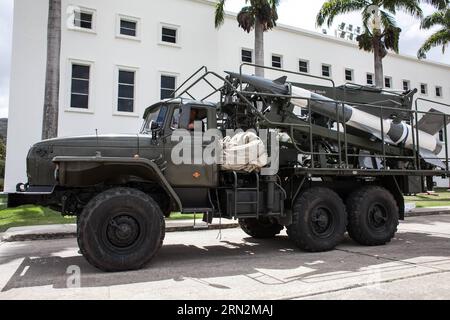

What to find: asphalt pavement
left=0, top=214, right=450, bottom=299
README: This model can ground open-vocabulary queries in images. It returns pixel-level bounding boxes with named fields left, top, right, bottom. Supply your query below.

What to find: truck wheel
left=287, top=187, right=347, bottom=252
left=238, top=218, right=284, bottom=239
left=77, top=188, right=165, bottom=272
left=346, top=186, right=398, bottom=246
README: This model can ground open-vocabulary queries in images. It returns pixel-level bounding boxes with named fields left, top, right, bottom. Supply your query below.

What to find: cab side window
left=170, top=106, right=209, bottom=131
left=188, top=107, right=208, bottom=131
left=170, top=107, right=181, bottom=130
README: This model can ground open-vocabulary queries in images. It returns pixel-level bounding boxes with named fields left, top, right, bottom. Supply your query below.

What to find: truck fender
left=53, top=156, right=182, bottom=211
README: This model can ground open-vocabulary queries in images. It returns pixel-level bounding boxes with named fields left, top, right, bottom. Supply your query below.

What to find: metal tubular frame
left=168, top=65, right=450, bottom=177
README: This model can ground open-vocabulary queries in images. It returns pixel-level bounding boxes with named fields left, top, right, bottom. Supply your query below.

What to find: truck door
left=163, top=104, right=219, bottom=189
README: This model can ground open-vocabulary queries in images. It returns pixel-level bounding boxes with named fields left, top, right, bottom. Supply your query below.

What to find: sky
left=0, top=0, right=448, bottom=119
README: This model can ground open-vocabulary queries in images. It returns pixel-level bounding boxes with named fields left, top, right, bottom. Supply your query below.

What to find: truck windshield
left=141, top=105, right=168, bottom=134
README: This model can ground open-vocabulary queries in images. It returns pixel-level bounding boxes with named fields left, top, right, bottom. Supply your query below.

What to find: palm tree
left=417, top=4, right=450, bottom=59
left=422, top=0, right=449, bottom=10
left=42, top=0, right=62, bottom=140
left=215, top=0, right=280, bottom=77
left=317, top=0, right=423, bottom=88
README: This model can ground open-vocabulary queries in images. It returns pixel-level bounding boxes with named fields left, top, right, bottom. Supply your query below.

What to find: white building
left=5, top=0, right=450, bottom=191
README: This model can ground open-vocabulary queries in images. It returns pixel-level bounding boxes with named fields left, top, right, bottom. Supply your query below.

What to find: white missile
left=290, top=86, right=444, bottom=165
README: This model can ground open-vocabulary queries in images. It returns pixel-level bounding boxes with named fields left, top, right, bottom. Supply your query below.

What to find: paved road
left=0, top=215, right=450, bottom=300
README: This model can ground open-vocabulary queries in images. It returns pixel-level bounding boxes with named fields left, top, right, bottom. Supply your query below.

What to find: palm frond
left=420, top=9, right=447, bottom=29
left=383, top=25, right=402, bottom=52
left=395, top=0, right=423, bottom=18
left=267, top=0, right=281, bottom=9
left=418, top=28, right=450, bottom=58
left=356, top=29, right=375, bottom=52
left=253, top=0, right=279, bottom=30
left=237, top=6, right=256, bottom=33
left=420, top=0, right=449, bottom=10
left=215, top=0, right=226, bottom=28
left=380, top=9, right=397, bottom=30
left=316, top=0, right=369, bottom=28
left=383, top=0, right=423, bottom=18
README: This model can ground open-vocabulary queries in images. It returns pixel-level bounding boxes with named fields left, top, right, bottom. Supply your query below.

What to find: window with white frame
left=345, top=68, right=354, bottom=82
left=161, top=74, right=177, bottom=100
left=299, top=59, right=309, bottom=73
left=117, top=15, right=139, bottom=39
left=403, top=80, right=410, bottom=91
left=272, top=55, right=282, bottom=68
left=241, top=49, right=253, bottom=63
left=70, top=63, right=91, bottom=109
left=322, top=64, right=331, bottom=77
left=161, top=25, right=178, bottom=44
left=366, top=73, right=374, bottom=85
left=70, top=6, right=95, bottom=31
left=421, top=83, right=428, bottom=95
left=117, top=69, right=136, bottom=113
left=436, top=86, right=443, bottom=97
left=384, top=76, right=392, bottom=88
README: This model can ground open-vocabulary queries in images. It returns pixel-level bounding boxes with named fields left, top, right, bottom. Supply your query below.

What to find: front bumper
left=2, top=186, right=55, bottom=208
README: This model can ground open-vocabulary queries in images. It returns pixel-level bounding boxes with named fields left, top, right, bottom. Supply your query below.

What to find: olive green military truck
left=7, top=65, right=450, bottom=271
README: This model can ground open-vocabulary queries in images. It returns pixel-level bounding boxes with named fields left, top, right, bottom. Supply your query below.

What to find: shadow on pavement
left=2, top=230, right=450, bottom=292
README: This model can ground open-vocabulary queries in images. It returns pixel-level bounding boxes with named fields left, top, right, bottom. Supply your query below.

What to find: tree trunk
left=254, top=18, right=265, bottom=77
left=373, top=36, right=384, bottom=88
left=370, top=8, right=384, bottom=89
left=42, top=0, right=62, bottom=140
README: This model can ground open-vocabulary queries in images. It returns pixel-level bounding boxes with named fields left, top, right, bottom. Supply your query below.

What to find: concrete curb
left=2, top=209, right=450, bottom=243
left=406, top=209, right=450, bottom=217
left=1, top=222, right=240, bottom=242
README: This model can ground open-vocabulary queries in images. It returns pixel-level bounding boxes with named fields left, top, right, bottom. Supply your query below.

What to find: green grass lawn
left=0, top=205, right=76, bottom=233
left=1, top=189, right=450, bottom=232
left=0, top=195, right=200, bottom=232
left=167, top=213, right=201, bottom=220
left=404, top=188, right=450, bottom=208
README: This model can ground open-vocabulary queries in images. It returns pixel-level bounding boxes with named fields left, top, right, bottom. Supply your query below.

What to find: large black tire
left=287, top=187, right=347, bottom=252
left=238, top=217, right=284, bottom=239
left=346, top=186, right=399, bottom=246
left=154, top=193, right=172, bottom=218
left=77, top=188, right=165, bottom=272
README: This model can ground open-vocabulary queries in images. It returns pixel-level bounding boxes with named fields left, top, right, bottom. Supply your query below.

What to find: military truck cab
left=143, top=99, right=220, bottom=212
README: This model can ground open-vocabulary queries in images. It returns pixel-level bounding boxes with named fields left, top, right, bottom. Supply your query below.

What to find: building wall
left=5, top=0, right=450, bottom=191
left=5, top=0, right=48, bottom=192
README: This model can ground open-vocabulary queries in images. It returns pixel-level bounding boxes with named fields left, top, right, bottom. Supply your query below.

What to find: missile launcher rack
left=171, top=64, right=450, bottom=178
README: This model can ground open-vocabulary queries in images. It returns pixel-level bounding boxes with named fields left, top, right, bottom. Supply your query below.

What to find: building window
left=403, top=80, right=410, bottom=91
left=70, top=64, right=90, bottom=109
left=299, top=59, right=309, bottom=73
left=120, top=20, right=136, bottom=37
left=116, top=15, right=140, bottom=38
left=161, top=75, right=177, bottom=100
left=366, top=73, right=374, bottom=85
left=161, top=26, right=178, bottom=44
left=272, top=55, right=282, bottom=68
left=322, top=64, right=331, bottom=78
left=241, top=49, right=253, bottom=63
left=384, top=76, right=392, bottom=88
left=345, top=68, right=354, bottom=82
left=436, top=86, right=443, bottom=97
left=117, top=70, right=136, bottom=113
left=421, top=83, right=428, bottom=95
left=72, top=8, right=95, bottom=30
